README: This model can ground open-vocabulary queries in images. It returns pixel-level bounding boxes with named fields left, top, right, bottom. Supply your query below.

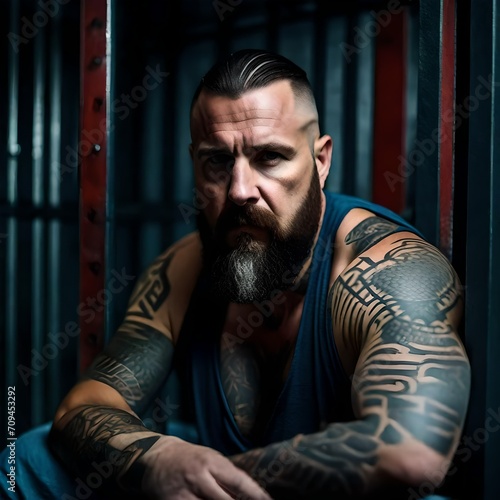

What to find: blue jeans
left=1, top=422, right=96, bottom=500
left=0, top=422, right=453, bottom=499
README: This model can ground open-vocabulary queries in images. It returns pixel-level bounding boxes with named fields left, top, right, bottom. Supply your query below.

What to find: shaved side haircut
left=190, top=48, right=317, bottom=114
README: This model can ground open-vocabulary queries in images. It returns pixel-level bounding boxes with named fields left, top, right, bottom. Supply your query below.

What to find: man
left=2, top=49, right=470, bottom=499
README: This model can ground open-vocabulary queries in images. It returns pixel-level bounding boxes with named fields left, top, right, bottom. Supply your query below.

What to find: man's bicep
left=332, top=234, right=471, bottom=459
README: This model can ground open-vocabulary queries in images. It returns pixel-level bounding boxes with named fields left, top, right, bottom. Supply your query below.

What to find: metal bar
left=354, top=11, right=374, bottom=202
left=463, top=0, right=494, bottom=497
left=6, top=0, right=20, bottom=388
left=342, top=12, right=359, bottom=196
left=484, top=3, right=500, bottom=498
left=48, top=6, right=62, bottom=413
left=371, top=9, right=407, bottom=214
left=403, top=5, right=420, bottom=223
left=31, top=1, right=46, bottom=425
left=438, top=0, right=456, bottom=260
left=313, top=0, right=327, bottom=134
left=324, top=15, right=347, bottom=194
left=79, top=0, right=108, bottom=373
left=414, top=0, right=442, bottom=245
left=104, top=0, right=115, bottom=344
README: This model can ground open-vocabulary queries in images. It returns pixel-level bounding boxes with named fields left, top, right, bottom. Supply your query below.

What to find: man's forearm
left=49, top=405, right=161, bottom=496
left=230, top=418, right=384, bottom=500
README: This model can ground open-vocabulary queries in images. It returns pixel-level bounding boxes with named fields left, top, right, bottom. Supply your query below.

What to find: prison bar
left=371, top=8, right=408, bottom=215
left=79, top=0, right=109, bottom=372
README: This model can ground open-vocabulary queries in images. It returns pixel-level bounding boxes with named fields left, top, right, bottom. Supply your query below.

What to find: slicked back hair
left=190, top=48, right=316, bottom=113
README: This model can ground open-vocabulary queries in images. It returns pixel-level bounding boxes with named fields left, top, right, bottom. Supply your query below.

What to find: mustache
left=214, top=204, right=280, bottom=239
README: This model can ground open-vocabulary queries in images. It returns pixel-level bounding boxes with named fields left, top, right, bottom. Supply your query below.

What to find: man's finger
left=213, top=465, right=272, bottom=500
left=196, top=472, right=239, bottom=500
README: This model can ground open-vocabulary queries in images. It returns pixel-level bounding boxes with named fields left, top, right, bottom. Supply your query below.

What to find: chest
left=218, top=300, right=303, bottom=439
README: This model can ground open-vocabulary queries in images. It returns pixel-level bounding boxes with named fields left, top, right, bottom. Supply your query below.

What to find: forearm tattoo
left=49, top=406, right=160, bottom=495
left=230, top=235, right=470, bottom=499
left=85, top=323, right=174, bottom=413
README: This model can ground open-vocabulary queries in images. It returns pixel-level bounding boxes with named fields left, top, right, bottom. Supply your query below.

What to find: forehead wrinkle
left=208, top=118, right=280, bottom=133
left=209, top=108, right=280, bottom=122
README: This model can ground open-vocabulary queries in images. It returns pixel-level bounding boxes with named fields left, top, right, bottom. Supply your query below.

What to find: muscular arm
left=230, top=228, right=471, bottom=499
left=49, top=251, right=176, bottom=495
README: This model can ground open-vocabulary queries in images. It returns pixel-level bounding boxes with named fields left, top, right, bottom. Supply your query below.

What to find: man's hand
left=141, top=436, right=272, bottom=500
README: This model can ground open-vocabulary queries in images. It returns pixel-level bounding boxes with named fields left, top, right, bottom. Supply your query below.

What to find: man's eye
left=259, top=151, right=284, bottom=163
left=208, top=154, right=233, bottom=166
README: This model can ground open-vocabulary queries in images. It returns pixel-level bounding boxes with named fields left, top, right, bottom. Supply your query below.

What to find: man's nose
left=227, top=160, right=260, bottom=206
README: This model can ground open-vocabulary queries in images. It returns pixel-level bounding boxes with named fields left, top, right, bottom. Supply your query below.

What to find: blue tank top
left=173, top=191, right=424, bottom=455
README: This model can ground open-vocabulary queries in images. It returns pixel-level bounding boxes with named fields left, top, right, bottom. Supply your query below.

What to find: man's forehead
left=190, top=81, right=315, bottom=141
left=195, top=82, right=295, bottom=117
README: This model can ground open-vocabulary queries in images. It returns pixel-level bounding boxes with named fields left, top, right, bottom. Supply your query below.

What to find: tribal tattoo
left=85, top=323, right=174, bottom=413
left=84, top=251, right=176, bottom=413
left=49, top=406, right=160, bottom=496
left=230, top=235, right=470, bottom=499
left=49, top=252, right=177, bottom=496
left=220, top=339, right=261, bottom=438
left=126, top=251, right=174, bottom=320
left=345, top=216, right=405, bottom=257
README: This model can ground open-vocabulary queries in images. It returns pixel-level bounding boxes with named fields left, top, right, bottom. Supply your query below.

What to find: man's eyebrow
left=197, top=147, right=230, bottom=159
left=251, top=143, right=296, bottom=157
left=197, top=143, right=296, bottom=160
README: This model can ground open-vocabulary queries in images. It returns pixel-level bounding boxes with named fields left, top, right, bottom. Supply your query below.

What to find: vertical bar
left=6, top=0, right=20, bottom=388
left=48, top=7, right=62, bottom=412
left=342, top=12, right=359, bottom=196
left=463, top=0, right=495, bottom=498
left=438, top=0, right=456, bottom=259
left=31, top=4, right=46, bottom=425
left=79, top=0, right=108, bottom=372
left=324, top=15, right=347, bottom=194
left=404, top=5, right=420, bottom=222
left=485, top=5, right=500, bottom=500
left=354, top=11, right=374, bottom=202
left=104, top=0, right=115, bottom=343
left=371, top=9, right=407, bottom=214
left=313, top=0, right=327, bottom=134
left=415, top=0, right=442, bottom=244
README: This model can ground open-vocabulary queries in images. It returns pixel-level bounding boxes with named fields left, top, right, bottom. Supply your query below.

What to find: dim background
left=0, top=0, right=498, bottom=499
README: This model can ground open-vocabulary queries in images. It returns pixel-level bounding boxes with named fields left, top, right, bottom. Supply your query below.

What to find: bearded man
left=1, top=49, right=470, bottom=500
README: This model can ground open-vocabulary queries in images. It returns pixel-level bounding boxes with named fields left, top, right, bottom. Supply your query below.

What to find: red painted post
left=439, top=0, right=456, bottom=260
left=371, top=9, right=407, bottom=214
left=79, top=0, right=108, bottom=373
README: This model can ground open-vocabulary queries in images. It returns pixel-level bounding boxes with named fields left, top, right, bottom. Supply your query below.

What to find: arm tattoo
left=345, top=216, right=405, bottom=256
left=49, top=406, right=160, bottom=495
left=50, top=252, right=178, bottom=496
left=230, top=237, right=470, bottom=498
left=84, top=323, right=174, bottom=414
left=126, top=252, right=174, bottom=320
left=84, top=251, right=176, bottom=412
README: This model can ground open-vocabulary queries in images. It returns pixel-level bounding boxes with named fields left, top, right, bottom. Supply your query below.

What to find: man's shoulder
left=136, top=230, right=203, bottom=301
left=162, top=230, right=203, bottom=260
left=326, top=192, right=425, bottom=282
left=128, top=231, right=204, bottom=341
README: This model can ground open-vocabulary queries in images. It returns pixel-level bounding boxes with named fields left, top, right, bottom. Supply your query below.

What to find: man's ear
left=314, top=134, right=333, bottom=188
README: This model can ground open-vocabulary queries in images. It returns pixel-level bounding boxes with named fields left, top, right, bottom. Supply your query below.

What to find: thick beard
left=197, top=166, right=323, bottom=303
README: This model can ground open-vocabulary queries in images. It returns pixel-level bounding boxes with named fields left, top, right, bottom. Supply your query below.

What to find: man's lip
left=226, top=225, right=269, bottom=244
